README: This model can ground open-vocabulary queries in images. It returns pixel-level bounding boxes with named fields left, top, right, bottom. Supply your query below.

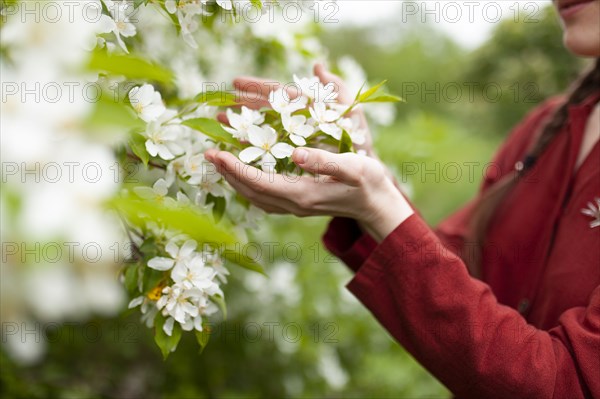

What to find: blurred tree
left=320, top=5, right=588, bottom=137
left=460, top=6, right=587, bottom=136
left=320, top=23, right=466, bottom=121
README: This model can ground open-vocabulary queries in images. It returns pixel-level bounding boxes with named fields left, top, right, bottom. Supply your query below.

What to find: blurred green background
left=1, top=5, right=589, bottom=399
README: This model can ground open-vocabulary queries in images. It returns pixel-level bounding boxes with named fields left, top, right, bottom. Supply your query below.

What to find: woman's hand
left=204, top=147, right=414, bottom=243
left=221, top=63, right=375, bottom=156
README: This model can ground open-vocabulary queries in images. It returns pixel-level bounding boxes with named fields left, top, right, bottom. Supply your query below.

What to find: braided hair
left=466, top=58, right=600, bottom=277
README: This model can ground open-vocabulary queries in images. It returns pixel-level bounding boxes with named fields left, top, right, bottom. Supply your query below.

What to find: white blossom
left=204, top=251, right=230, bottom=283
left=581, top=198, right=600, bottom=228
left=282, top=113, right=314, bottom=146
left=309, top=102, right=341, bottom=139
left=147, top=239, right=197, bottom=271
left=165, top=0, right=207, bottom=48
left=134, top=179, right=175, bottom=206
left=156, top=284, right=201, bottom=324
left=293, top=74, right=337, bottom=103
left=238, top=125, right=294, bottom=172
left=223, top=106, right=265, bottom=140
left=269, top=88, right=307, bottom=115
left=99, top=0, right=137, bottom=53
left=144, top=110, right=187, bottom=160
left=129, top=84, right=166, bottom=122
left=336, top=115, right=367, bottom=145
left=171, top=254, right=222, bottom=296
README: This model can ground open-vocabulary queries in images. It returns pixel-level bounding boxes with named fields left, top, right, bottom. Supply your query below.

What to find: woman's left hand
left=204, top=147, right=414, bottom=242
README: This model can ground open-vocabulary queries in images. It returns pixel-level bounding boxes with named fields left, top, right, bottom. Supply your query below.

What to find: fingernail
left=294, top=148, right=309, bottom=164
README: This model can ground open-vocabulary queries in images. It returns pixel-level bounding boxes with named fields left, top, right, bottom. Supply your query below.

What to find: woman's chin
left=563, top=30, right=600, bottom=57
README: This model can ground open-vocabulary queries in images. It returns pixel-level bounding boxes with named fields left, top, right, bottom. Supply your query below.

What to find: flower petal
left=128, top=296, right=144, bottom=309
left=163, top=317, right=175, bottom=336
left=180, top=240, right=197, bottom=258
left=171, top=262, right=187, bottom=283
left=247, top=125, right=268, bottom=147
left=239, top=146, right=265, bottom=163
left=165, top=241, right=179, bottom=258
left=270, top=143, right=294, bottom=159
left=296, top=124, right=314, bottom=138
left=290, top=134, right=306, bottom=146
left=260, top=152, right=277, bottom=173
left=153, top=178, right=169, bottom=196
left=148, top=257, right=175, bottom=271
left=320, top=123, right=342, bottom=139
left=262, top=126, right=278, bottom=146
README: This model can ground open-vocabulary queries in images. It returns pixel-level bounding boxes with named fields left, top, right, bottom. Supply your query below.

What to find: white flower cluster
left=123, top=82, right=257, bottom=348
left=128, top=239, right=228, bottom=337
left=121, top=74, right=383, bottom=346
left=128, top=84, right=232, bottom=208
left=96, top=0, right=137, bottom=53
left=227, top=75, right=369, bottom=173
left=94, top=0, right=264, bottom=52
left=86, top=0, right=398, bottom=357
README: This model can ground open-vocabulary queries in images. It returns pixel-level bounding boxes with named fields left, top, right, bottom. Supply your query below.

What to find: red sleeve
left=323, top=97, right=564, bottom=270
left=347, top=214, right=600, bottom=398
left=322, top=217, right=378, bottom=272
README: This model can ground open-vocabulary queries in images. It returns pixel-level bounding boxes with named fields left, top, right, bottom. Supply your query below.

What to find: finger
left=225, top=176, right=290, bottom=214
left=292, top=147, right=363, bottom=186
left=233, top=90, right=271, bottom=110
left=254, top=203, right=290, bottom=214
left=214, top=157, right=307, bottom=214
left=234, top=78, right=301, bottom=103
left=204, top=148, right=218, bottom=163
left=210, top=151, right=307, bottom=199
left=314, top=63, right=339, bottom=85
left=233, top=77, right=281, bottom=98
left=217, top=112, right=229, bottom=125
left=313, top=63, right=353, bottom=105
left=207, top=150, right=330, bottom=217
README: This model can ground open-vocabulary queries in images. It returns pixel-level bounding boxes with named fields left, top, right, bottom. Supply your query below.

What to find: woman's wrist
left=359, top=180, right=414, bottom=243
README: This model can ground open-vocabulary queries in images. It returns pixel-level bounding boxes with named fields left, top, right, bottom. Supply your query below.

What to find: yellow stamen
left=147, top=285, right=163, bottom=301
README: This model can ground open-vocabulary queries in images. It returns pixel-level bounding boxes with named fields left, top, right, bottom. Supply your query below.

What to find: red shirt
left=323, top=92, right=600, bottom=398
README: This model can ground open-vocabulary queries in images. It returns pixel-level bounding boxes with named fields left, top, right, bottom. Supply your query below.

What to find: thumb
left=313, top=63, right=338, bottom=85
left=292, top=147, right=362, bottom=185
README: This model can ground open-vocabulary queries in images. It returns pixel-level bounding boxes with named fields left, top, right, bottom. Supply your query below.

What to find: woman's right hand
left=219, top=63, right=376, bottom=156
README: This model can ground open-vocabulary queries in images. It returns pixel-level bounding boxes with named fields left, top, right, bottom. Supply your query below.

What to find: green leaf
left=338, top=130, right=354, bottom=154
left=139, top=236, right=158, bottom=257
left=182, top=118, right=241, bottom=148
left=133, top=0, right=148, bottom=8
left=353, top=80, right=367, bottom=102
left=124, top=264, right=139, bottom=295
left=110, top=194, right=237, bottom=247
left=361, top=94, right=405, bottom=103
left=154, top=314, right=182, bottom=360
left=211, top=295, right=227, bottom=320
left=141, top=268, right=165, bottom=295
left=357, top=80, right=388, bottom=103
left=194, top=91, right=238, bottom=106
left=194, top=327, right=211, bottom=354
left=221, top=245, right=266, bottom=275
left=128, top=132, right=149, bottom=167
left=250, top=0, right=262, bottom=10
left=86, top=94, right=144, bottom=131
left=206, top=194, right=226, bottom=223
left=87, top=51, right=173, bottom=84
